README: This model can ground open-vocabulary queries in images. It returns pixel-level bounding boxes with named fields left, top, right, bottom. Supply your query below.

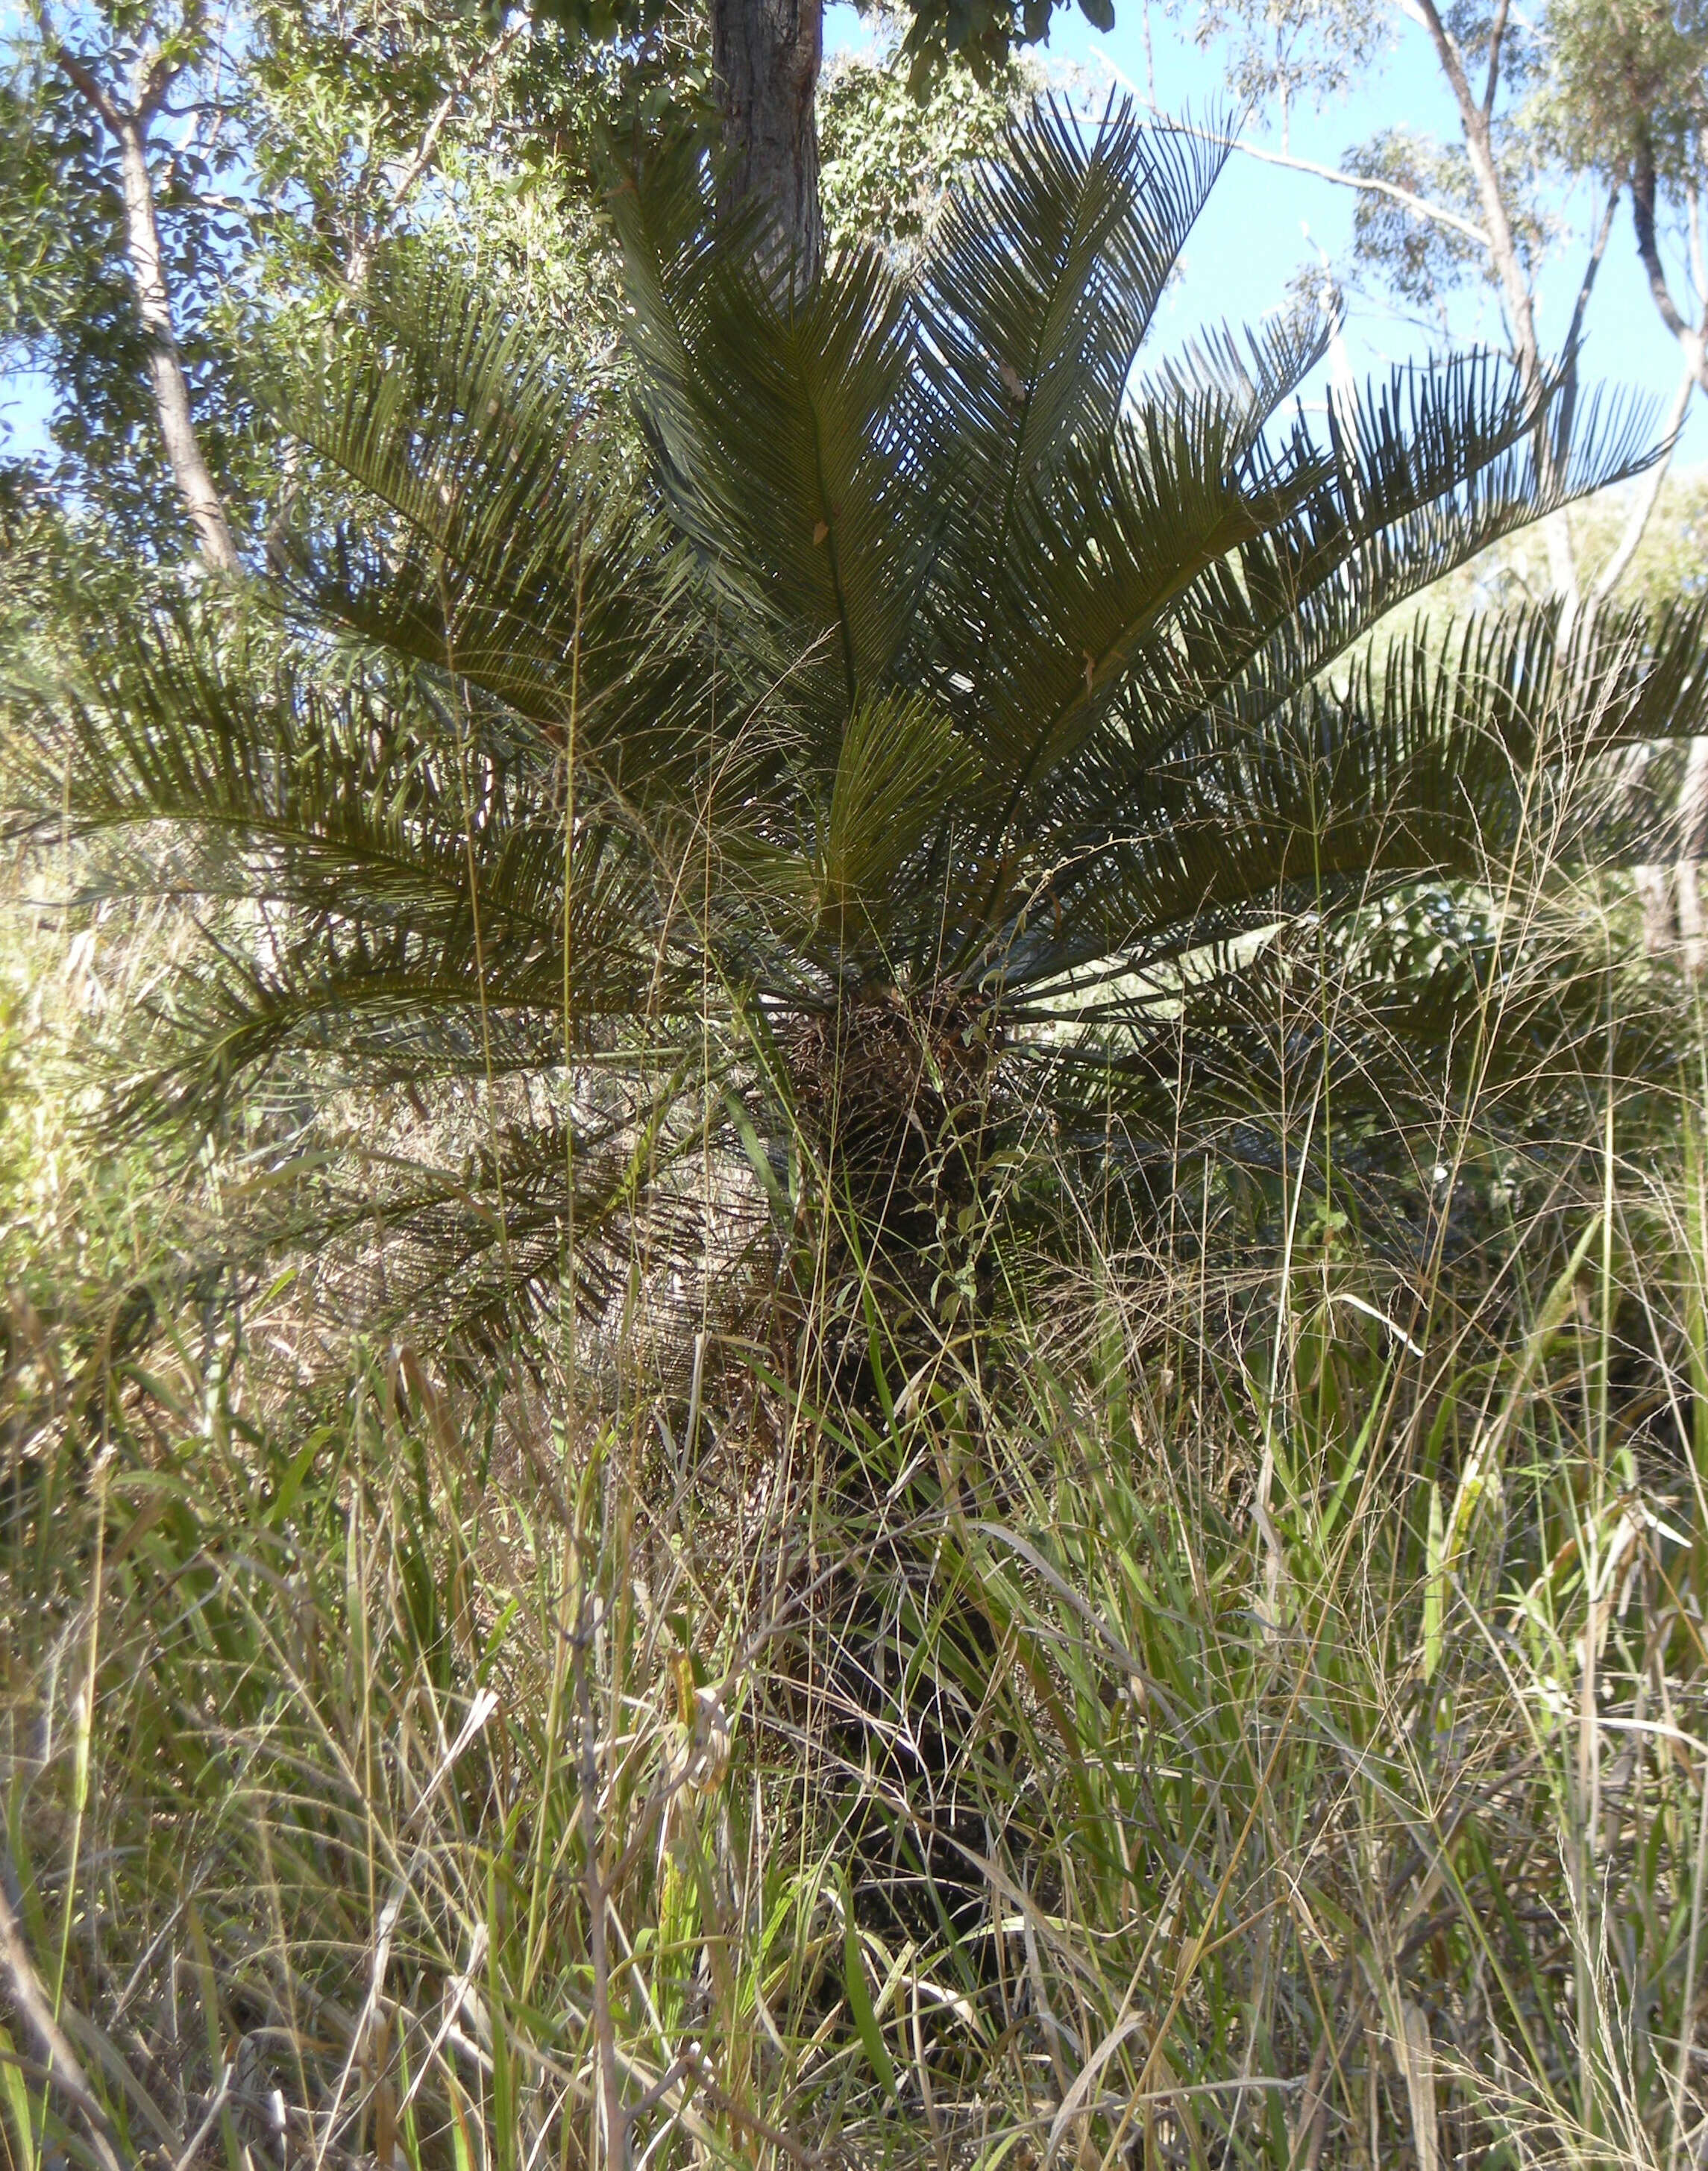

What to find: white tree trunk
left=1591, top=363, right=1694, bottom=606
left=1636, top=864, right=1674, bottom=956
left=1677, top=737, right=1708, bottom=974
left=114, top=112, right=239, bottom=571
left=1413, top=0, right=1580, bottom=605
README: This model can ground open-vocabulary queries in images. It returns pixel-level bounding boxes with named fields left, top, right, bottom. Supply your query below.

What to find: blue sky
left=0, top=368, right=50, bottom=462
left=830, top=0, right=1708, bottom=465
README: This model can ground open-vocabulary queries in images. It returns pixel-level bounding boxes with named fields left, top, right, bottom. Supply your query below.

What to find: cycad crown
left=17, top=102, right=1707, bottom=1338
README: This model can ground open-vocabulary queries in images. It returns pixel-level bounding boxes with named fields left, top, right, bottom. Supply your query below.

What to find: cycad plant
left=13, top=104, right=1708, bottom=1345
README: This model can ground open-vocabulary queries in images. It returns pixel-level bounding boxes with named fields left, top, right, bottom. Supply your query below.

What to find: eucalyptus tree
left=1, top=0, right=249, bottom=563
left=0, top=0, right=680, bottom=566
left=12, top=105, right=1704, bottom=1342
left=1538, top=0, right=1708, bottom=397
left=0, top=0, right=536, bottom=563
left=1531, top=0, right=1708, bottom=955
left=1529, top=0, right=1708, bottom=618
left=1161, top=0, right=1708, bottom=965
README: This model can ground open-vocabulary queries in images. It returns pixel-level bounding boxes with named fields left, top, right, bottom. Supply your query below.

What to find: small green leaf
left=1422, top=1479, right=1445, bottom=1683
left=841, top=1880, right=900, bottom=2106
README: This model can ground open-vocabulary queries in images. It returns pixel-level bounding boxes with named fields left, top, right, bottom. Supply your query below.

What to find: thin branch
left=1091, top=59, right=1492, bottom=249
left=1634, top=154, right=1690, bottom=339
left=266, top=18, right=525, bottom=563
left=43, top=11, right=239, bottom=566
left=1481, top=0, right=1512, bottom=121
left=1551, top=184, right=1620, bottom=495
left=1222, top=137, right=1490, bottom=248
left=138, top=46, right=180, bottom=120
left=52, top=45, right=121, bottom=133
left=1411, top=0, right=1481, bottom=125
left=178, top=0, right=225, bottom=157
left=343, top=19, right=524, bottom=284
left=390, top=21, right=523, bottom=221
left=1563, top=186, right=1620, bottom=360
left=1632, top=137, right=1708, bottom=379
left=1407, top=0, right=1577, bottom=600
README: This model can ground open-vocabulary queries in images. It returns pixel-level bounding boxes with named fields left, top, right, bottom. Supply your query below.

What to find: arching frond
left=915, top=102, right=1223, bottom=524
left=276, top=258, right=715, bottom=797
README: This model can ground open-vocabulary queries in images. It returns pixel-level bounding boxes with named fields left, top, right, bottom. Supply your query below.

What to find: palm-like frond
left=13, top=616, right=683, bottom=1039
left=916, top=103, right=1227, bottom=544
left=11, top=101, right=1707, bottom=1335
left=1027, top=600, right=1708, bottom=978
left=276, top=261, right=715, bottom=800
left=6, top=605, right=709, bottom=1329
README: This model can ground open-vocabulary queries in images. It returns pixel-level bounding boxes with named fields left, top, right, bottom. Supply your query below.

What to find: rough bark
left=56, top=43, right=239, bottom=571
left=710, top=0, right=823, bottom=290
left=1630, top=141, right=1708, bottom=395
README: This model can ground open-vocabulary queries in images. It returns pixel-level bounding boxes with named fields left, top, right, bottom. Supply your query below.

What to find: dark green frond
left=612, top=180, right=926, bottom=712
left=915, top=102, right=1222, bottom=530
left=994, top=602, right=1708, bottom=997
left=275, top=258, right=713, bottom=797
left=251, top=1080, right=732, bottom=1356
left=12, top=97, right=1697, bottom=1339
left=1137, top=313, right=1329, bottom=460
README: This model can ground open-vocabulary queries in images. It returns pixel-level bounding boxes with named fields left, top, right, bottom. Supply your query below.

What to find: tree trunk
left=113, top=112, right=239, bottom=571
left=1677, top=736, right=1708, bottom=974
left=1636, top=863, right=1674, bottom=956
left=1623, top=134, right=1708, bottom=966
left=1630, top=141, right=1708, bottom=398
left=1413, top=0, right=1579, bottom=607
left=1679, top=859, right=1706, bottom=975
left=1591, top=360, right=1693, bottom=606
left=709, top=0, right=823, bottom=290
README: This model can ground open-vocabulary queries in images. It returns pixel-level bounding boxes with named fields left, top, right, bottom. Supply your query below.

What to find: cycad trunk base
left=784, top=984, right=1002, bottom=1306
left=765, top=1031, right=1012, bottom=1973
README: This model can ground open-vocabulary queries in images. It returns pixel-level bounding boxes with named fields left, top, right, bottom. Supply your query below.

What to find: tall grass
left=5, top=941, right=1708, bottom=2171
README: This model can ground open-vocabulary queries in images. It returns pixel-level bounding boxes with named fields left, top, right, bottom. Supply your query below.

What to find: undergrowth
left=5, top=993, right=1708, bottom=2170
